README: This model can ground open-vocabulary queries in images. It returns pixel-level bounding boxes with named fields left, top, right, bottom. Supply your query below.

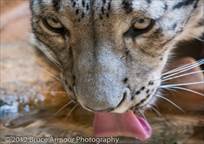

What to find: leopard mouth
left=92, top=92, right=157, bottom=141
left=70, top=80, right=155, bottom=141
left=93, top=111, right=152, bottom=141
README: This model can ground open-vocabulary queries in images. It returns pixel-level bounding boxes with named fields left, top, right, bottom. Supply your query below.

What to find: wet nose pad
left=81, top=90, right=129, bottom=113
left=84, top=105, right=115, bottom=112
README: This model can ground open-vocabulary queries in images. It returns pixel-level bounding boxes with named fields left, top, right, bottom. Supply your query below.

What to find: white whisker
left=151, top=106, right=162, bottom=117
left=162, top=59, right=204, bottom=76
left=156, top=95, right=184, bottom=112
left=37, top=66, right=61, bottom=82
left=162, top=70, right=204, bottom=82
left=191, top=34, right=204, bottom=42
left=138, top=110, right=147, bottom=120
left=65, top=104, right=78, bottom=120
left=150, top=104, right=175, bottom=126
left=162, top=59, right=204, bottom=79
left=195, top=37, right=204, bottom=42
left=167, top=87, right=204, bottom=97
left=42, top=91, right=66, bottom=94
left=160, top=81, right=204, bottom=88
left=54, top=100, right=75, bottom=116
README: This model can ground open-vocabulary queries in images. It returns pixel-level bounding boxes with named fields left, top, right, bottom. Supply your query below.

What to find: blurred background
left=0, top=0, right=204, bottom=144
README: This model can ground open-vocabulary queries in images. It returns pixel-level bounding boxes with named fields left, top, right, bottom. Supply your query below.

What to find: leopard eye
left=123, top=17, right=155, bottom=37
left=42, top=16, right=65, bottom=33
left=132, top=18, right=153, bottom=30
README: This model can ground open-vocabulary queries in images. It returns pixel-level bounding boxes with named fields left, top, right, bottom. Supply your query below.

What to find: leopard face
left=31, top=0, right=202, bottom=113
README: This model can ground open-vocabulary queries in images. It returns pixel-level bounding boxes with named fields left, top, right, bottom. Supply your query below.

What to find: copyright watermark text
left=5, top=135, right=120, bottom=144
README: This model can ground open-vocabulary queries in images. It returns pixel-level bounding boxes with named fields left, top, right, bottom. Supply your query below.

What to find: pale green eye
left=46, top=17, right=62, bottom=29
left=132, top=18, right=152, bottom=30
left=42, top=16, right=64, bottom=33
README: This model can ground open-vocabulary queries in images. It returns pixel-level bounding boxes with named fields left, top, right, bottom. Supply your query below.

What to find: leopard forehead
left=60, top=0, right=166, bottom=19
left=32, top=0, right=198, bottom=37
left=32, top=0, right=196, bottom=19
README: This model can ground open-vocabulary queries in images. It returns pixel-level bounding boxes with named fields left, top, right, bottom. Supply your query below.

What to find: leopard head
left=31, top=0, right=203, bottom=113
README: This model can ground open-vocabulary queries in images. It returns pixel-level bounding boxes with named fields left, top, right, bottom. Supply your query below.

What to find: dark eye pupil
left=123, top=19, right=155, bottom=38
left=50, top=17, right=58, bottom=23
left=46, top=17, right=62, bottom=28
left=138, top=18, right=145, bottom=23
left=42, top=17, right=65, bottom=34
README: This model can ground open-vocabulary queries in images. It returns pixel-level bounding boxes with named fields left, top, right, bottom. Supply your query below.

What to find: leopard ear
left=174, top=2, right=204, bottom=42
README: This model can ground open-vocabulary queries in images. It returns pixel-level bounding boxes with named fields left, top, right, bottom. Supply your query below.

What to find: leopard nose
left=75, top=47, right=128, bottom=112
left=80, top=90, right=128, bottom=112
left=75, top=67, right=128, bottom=111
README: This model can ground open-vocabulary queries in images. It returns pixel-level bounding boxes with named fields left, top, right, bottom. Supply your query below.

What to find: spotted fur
left=30, top=0, right=204, bottom=113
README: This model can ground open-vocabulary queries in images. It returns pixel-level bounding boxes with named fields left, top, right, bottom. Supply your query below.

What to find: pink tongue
left=93, top=111, right=152, bottom=141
